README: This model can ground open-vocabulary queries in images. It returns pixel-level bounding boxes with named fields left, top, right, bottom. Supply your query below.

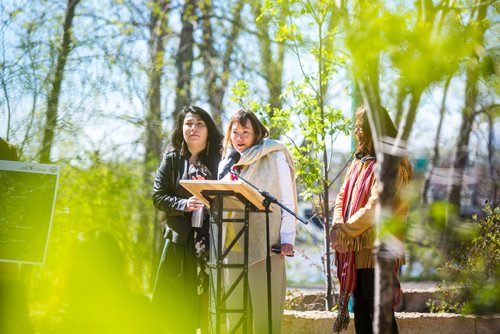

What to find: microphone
left=218, top=151, right=241, bottom=179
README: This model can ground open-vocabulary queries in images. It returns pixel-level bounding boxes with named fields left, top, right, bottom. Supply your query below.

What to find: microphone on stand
left=218, top=151, right=241, bottom=180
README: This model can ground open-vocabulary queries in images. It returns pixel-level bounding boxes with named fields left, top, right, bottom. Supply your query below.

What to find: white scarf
left=223, top=139, right=298, bottom=265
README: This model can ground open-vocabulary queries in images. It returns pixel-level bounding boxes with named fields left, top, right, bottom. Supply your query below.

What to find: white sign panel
left=0, top=160, right=60, bottom=264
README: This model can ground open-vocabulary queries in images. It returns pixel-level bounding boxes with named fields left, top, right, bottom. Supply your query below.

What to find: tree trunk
left=0, top=70, right=12, bottom=141
left=448, top=98, right=475, bottom=210
left=251, top=1, right=286, bottom=136
left=360, top=78, right=421, bottom=334
left=448, top=3, right=487, bottom=210
left=399, top=90, right=421, bottom=143
left=173, top=0, right=197, bottom=118
left=315, top=17, right=334, bottom=311
left=200, top=0, right=244, bottom=128
left=320, top=79, right=332, bottom=310
left=394, top=84, right=406, bottom=127
left=20, top=37, right=41, bottom=159
left=374, top=153, right=402, bottom=334
left=486, top=109, right=499, bottom=205
left=144, top=0, right=171, bottom=286
left=422, top=77, right=451, bottom=204
left=146, top=0, right=169, bottom=168
left=39, top=0, right=81, bottom=163
left=350, top=80, right=361, bottom=155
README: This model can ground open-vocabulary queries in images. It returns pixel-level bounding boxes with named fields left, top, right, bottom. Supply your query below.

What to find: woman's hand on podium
left=185, top=196, right=204, bottom=212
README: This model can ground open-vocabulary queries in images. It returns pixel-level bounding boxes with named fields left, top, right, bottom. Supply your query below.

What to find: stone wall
left=283, top=310, right=500, bottom=334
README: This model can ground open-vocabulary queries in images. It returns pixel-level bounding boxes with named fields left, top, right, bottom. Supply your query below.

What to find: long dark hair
left=222, top=109, right=270, bottom=157
left=355, top=105, right=398, bottom=157
left=169, top=105, right=223, bottom=177
left=355, top=105, right=412, bottom=182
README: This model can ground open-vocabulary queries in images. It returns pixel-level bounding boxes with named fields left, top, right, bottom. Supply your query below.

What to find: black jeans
left=352, top=268, right=399, bottom=334
left=152, top=233, right=199, bottom=334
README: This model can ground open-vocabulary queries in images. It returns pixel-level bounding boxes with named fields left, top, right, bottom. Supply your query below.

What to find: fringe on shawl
left=333, top=291, right=351, bottom=333
left=335, top=227, right=375, bottom=252
left=336, top=227, right=405, bottom=266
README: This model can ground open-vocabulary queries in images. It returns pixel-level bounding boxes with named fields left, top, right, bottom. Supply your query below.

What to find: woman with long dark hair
left=152, top=105, right=223, bottom=333
left=330, top=106, right=412, bottom=333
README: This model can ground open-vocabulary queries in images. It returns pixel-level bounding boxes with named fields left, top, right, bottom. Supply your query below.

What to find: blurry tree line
left=1, top=0, right=285, bottom=291
left=0, top=0, right=498, bottom=330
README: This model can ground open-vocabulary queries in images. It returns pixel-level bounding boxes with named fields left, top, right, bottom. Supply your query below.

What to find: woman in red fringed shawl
left=330, top=106, right=412, bottom=333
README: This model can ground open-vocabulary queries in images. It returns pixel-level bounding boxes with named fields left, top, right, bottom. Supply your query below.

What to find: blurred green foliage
left=427, top=203, right=500, bottom=315
left=347, top=3, right=472, bottom=90
left=28, top=156, right=155, bottom=329
left=35, top=230, right=161, bottom=333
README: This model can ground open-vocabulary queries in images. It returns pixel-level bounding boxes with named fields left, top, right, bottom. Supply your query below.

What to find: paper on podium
left=180, top=180, right=271, bottom=211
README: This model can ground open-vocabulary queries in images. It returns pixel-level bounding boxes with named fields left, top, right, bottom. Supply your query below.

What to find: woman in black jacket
left=152, top=106, right=223, bottom=333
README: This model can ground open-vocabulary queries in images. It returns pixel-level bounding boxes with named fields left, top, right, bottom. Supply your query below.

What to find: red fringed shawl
left=333, top=159, right=403, bottom=333
left=333, top=159, right=375, bottom=332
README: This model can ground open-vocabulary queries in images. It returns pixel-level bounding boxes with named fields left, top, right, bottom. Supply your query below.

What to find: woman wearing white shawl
left=219, top=109, right=297, bottom=334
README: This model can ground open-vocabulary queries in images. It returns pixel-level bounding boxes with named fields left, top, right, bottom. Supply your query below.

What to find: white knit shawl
left=223, top=139, right=298, bottom=265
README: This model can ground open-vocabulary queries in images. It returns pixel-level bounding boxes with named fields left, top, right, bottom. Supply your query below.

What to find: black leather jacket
left=152, top=150, right=193, bottom=244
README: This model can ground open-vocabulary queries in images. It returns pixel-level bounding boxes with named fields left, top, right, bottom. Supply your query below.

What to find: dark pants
left=352, top=269, right=399, bottom=334
left=153, top=233, right=199, bottom=334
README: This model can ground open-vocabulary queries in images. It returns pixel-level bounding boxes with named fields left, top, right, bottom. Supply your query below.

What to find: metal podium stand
left=180, top=180, right=269, bottom=334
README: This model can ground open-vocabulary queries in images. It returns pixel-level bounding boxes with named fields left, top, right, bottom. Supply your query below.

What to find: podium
left=180, top=180, right=270, bottom=334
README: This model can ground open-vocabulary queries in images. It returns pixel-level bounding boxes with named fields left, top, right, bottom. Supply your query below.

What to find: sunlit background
left=0, top=0, right=498, bottom=332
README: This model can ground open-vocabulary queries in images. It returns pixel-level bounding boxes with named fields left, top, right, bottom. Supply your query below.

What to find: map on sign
left=0, top=160, right=60, bottom=264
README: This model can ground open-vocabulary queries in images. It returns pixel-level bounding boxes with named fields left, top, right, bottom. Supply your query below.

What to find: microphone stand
left=229, top=171, right=308, bottom=334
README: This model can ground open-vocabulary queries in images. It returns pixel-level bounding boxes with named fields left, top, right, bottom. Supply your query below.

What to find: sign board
left=0, top=160, right=60, bottom=264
